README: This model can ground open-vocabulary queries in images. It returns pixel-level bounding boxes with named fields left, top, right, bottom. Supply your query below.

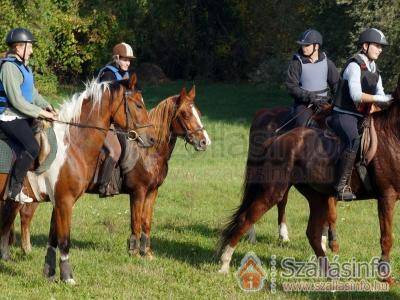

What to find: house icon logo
left=236, top=251, right=267, bottom=292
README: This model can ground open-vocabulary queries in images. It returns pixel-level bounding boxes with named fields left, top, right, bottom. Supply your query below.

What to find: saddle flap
left=360, top=117, right=377, bottom=166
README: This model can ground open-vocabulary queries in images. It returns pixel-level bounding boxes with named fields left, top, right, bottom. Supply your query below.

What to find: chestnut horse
left=4, top=86, right=210, bottom=262
left=0, top=73, right=156, bottom=284
left=124, top=86, right=210, bottom=259
left=217, top=79, right=400, bottom=284
left=245, top=105, right=338, bottom=252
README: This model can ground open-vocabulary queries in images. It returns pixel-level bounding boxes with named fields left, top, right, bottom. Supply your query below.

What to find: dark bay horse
left=217, top=79, right=400, bottom=284
left=244, top=104, right=338, bottom=251
left=4, top=86, right=210, bottom=262
left=0, top=73, right=156, bottom=284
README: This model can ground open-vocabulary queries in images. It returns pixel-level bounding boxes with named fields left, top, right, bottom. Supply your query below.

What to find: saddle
left=325, top=115, right=378, bottom=194
left=0, top=119, right=57, bottom=174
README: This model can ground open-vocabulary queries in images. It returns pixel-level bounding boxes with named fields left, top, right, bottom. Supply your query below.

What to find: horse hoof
left=218, top=266, right=229, bottom=274
left=22, top=246, right=32, bottom=255
left=128, top=249, right=140, bottom=257
left=63, top=278, right=76, bottom=285
left=329, top=241, right=339, bottom=253
left=1, top=253, right=11, bottom=261
left=143, top=251, right=155, bottom=260
left=279, top=236, right=290, bottom=243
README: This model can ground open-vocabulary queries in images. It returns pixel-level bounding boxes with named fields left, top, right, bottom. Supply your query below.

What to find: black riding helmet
left=5, top=28, right=36, bottom=46
left=358, top=28, right=388, bottom=46
left=296, top=29, right=323, bottom=46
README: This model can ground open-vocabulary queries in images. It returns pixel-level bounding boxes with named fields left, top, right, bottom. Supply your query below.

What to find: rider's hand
left=307, top=92, right=326, bottom=106
left=40, top=109, right=58, bottom=121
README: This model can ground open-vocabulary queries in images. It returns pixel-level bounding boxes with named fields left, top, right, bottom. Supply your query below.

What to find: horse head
left=111, top=73, right=155, bottom=148
left=171, top=86, right=211, bottom=151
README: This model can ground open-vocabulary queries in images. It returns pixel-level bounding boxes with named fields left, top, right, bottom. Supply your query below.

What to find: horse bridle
left=117, top=89, right=153, bottom=141
left=51, top=86, right=153, bottom=141
left=172, top=104, right=205, bottom=145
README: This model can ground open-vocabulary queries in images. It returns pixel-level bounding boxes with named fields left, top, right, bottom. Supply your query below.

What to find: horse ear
left=128, top=73, right=137, bottom=89
left=176, top=87, right=187, bottom=106
left=188, top=85, right=196, bottom=100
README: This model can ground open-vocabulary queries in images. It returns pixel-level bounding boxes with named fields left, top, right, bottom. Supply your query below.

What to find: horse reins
left=48, top=89, right=153, bottom=141
left=172, top=104, right=205, bottom=148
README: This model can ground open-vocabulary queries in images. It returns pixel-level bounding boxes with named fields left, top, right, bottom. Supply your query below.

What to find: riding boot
left=334, top=150, right=357, bottom=201
left=8, top=151, right=34, bottom=203
left=98, top=156, right=117, bottom=197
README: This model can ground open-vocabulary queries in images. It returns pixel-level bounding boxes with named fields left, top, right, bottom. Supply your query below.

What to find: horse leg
left=277, top=189, right=290, bottom=242
left=218, top=191, right=279, bottom=274
left=0, top=200, right=21, bottom=260
left=306, top=196, right=330, bottom=277
left=140, top=189, right=158, bottom=259
left=128, top=189, right=146, bottom=257
left=20, top=202, right=39, bottom=254
left=327, top=197, right=339, bottom=253
left=377, top=195, right=396, bottom=285
left=43, top=209, right=58, bottom=281
left=54, top=197, right=75, bottom=284
left=246, top=225, right=257, bottom=244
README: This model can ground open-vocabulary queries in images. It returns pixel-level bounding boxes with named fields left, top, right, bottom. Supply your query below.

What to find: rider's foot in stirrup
left=9, top=190, right=33, bottom=203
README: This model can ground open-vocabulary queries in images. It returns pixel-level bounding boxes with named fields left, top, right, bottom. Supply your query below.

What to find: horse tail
left=216, top=145, right=267, bottom=258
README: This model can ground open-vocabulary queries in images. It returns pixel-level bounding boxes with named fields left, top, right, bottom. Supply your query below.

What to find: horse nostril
left=200, top=139, right=206, bottom=147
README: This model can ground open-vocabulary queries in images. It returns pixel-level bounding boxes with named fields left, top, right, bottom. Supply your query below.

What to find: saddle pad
left=0, top=127, right=58, bottom=174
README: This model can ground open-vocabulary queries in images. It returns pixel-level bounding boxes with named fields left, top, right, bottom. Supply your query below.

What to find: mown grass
left=1, top=81, right=400, bottom=299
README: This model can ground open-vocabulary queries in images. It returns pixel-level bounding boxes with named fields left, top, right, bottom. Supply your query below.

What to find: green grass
left=1, top=81, right=400, bottom=299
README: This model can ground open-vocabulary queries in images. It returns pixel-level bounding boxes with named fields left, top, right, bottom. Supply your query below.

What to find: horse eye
left=136, top=103, right=143, bottom=109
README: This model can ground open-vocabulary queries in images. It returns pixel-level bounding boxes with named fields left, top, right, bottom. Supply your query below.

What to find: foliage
left=0, top=0, right=399, bottom=90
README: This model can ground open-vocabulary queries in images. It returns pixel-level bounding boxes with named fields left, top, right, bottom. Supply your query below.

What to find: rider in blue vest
left=0, top=28, right=58, bottom=203
left=97, top=43, right=135, bottom=197
left=331, top=28, right=392, bottom=201
left=286, top=29, right=339, bottom=126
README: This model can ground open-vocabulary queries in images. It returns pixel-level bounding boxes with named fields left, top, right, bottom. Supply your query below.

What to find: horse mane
left=149, top=95, right=178, bottom=150
left=374, top=97, right=400, bottom=140
left=58, top=79, right=111, bottom=123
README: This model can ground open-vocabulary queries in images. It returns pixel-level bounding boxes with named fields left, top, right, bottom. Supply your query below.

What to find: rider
left=97, top=42, right=135, bottom=197
left=331, top=28, right=392, bottom=201
left=0, top=28, right=58, bottom=203
left=286, top=29, right=339, bottom=126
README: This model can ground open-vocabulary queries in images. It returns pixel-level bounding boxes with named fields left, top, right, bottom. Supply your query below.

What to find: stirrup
left=335, top=186, right=356, bottom=201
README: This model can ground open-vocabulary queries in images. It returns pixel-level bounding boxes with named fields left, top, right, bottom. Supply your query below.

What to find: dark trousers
left=0, top=118, right=39, bottom=187
left=293, top=104, right=314, bottom=127
left=330, top=111, right=362, bottom=152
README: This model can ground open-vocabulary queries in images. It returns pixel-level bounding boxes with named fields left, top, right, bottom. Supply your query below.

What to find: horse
left=3, top=86, right=210, bottom=262
left=124, top=86, right=211, bottom=259
left=245, top=105, right=339, bottom=252
left=0, top=73, right=156, bottom=284
left=217, top=78, right=400, bottom=284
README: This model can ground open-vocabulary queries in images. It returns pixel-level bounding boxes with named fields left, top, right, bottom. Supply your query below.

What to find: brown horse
left=0, top=73, right=156, bottom=284
left=4, top=86, right=210, bottom=262
left=245, top=105, right=339, bottom=252
left=124, top=86, right=210, bottom=259
left=217, top=79, right=400, bottom=284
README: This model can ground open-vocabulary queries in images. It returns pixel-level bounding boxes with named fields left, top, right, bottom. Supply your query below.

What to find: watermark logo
left=236, top=252, right=267, bottom=292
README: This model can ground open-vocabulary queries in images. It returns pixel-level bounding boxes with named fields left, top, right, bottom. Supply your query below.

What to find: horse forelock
left=149, top=95, right=178, bottom=149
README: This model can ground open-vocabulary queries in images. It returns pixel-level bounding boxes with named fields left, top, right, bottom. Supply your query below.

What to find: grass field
left=1, top=81, right=400, bottom=299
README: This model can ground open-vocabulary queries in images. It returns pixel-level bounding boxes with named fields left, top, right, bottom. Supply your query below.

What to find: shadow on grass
left=160, top=223, right=218, bottom=239
left=151, top=236, right=216, bottom=267
left=14, top=233, right=101, bottom=251
left=0, top=260, right=23, bottom=277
